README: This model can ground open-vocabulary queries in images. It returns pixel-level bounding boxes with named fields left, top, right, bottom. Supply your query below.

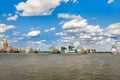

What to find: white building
left=111, top=44, right=119, bottom=55
left=0, top=40, right=4, bottom=52
left=25, top=46, right=33, bottom=53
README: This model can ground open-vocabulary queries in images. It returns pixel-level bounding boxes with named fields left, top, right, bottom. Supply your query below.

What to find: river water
left=0, top=53, right=120, bottom=80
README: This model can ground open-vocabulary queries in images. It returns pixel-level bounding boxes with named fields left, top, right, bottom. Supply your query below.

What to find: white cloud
left=7, top=15, right=18, bottom=21
left=12, top=31, right=19, bottom=36
left=73, top=41, right=80, bottom=47
left=80, top=35, right=91, bottom=39
left=105, top=23, right=120, bottom=36
left=59, top=20, right=65, bottom=25
left=62, top=19, right=102, bottom=34
left=27, top=30, right=41, bottom=37
left=44, top=27, right=55, bottom=32
left=8, top=13, right=12, bottom=16
left=30, top=27, right=35, bottom=30
left=0, top=34, right=4, bottom=38
left=50, top=27, right=55, bottom=31
left=62, top=36, right=75, bottom=40
left=62, top=19, right=87, bottom=30
left=63, top=0, right=69, bottom=3
left=61, top=14, right=103, bottom=35
left=105, top=38, right=114, bottom=43
left=60, top=36, right=75, bottom=43
left=41, top=40, right=46, bottom=42
left=108, top=0, right=114, bottom=4
left=91, top=36, right=103, bottom=41
left=86, top=25, right=102, bottom=33
left=15, top=0, right=76, bottom=16
left=58, top=13, right=82, bottom=19
left=0, top=24, right=15, bottom=33
left=25, top=40, right=50, bottom=51
left=64, top=0, right=77, bottom=3
left=44, top=29, right=49, bottom=33
left=11, top=37, right=23, bottom=43
left=29, top=40, right=46, bottom=45
left=55, top=32, right=67, bottom=36
left=57, top=13, right=108, bottom=51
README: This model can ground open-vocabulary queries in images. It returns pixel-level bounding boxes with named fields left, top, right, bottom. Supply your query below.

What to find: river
left=0, top=53, right=120, bottom=80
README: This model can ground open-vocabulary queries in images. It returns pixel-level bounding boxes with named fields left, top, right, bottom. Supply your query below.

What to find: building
left=0, top=40, right=4, bottom=52
left=3, top=39, right=8, bottom=53
left=25, top=46, right=33, bottom=53
left=111, top=44, right=119, bottom=55
left=8, top=46, right=14, bottom=53
left=0, top=39, right=8, bottom=53
left=61, top=47, right=67, bottom=53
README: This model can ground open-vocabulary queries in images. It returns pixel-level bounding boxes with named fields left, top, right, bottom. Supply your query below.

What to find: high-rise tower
left=3, top=39, right=8, bottom=53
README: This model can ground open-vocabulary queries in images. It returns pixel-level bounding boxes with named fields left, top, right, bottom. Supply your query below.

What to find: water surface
left=0, top=53, right=120, bottom=80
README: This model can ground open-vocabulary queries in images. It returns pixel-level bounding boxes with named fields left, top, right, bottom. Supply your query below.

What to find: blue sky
left=0, top=0, right=120, bottom=51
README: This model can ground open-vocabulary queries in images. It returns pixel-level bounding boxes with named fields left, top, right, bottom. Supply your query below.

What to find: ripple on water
left=0, top=53, right=120, bottom=80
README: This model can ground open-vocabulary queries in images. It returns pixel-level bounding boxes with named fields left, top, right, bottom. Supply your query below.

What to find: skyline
left=0, top=0, right=120, bottom=51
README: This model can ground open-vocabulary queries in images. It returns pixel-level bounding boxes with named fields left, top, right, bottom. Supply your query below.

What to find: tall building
left=0, top=39, right=8, bottom=53
left=3, top=39, right=8, bottom=53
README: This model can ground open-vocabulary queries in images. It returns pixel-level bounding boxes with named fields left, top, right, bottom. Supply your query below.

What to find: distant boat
left=111, top=44, right=119, bottom=55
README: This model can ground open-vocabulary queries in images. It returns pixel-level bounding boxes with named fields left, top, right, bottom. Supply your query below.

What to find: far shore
left=0, top=52, right=113, bottom=54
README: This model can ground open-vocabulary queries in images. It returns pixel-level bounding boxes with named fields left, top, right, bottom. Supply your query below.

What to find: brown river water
left=0, top=53, right=120, bottom=80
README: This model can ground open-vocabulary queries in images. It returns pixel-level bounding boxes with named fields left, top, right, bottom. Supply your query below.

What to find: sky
left=0, top=0, right=120, bottom=51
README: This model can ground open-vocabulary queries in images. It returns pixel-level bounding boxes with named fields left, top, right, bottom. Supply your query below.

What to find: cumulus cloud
left=7, top=15, right=18, bottom=21
left=62, top=36, right=75, bottom=40
left=80, top=35, right=91, bottom=39
left=44, top=27, right=55, bottom=32
left=59, top=14, right=103, bottom=38
left=58, top=13, right=82, bottom=19
left=0, top=24, right=15, bottom=33
left=15, top=0, right=76, bottom=16
left=108, top=0, right=114, bottom=4
left=58, top=14, right=103, bottom=39
left=60, top=36, right=75, bottom=43
left=105, top=38, right=114, bottom=43
left=57, top=13, right=108, bottom=51
left=104, top=23, right=120, bottom=36
left=62, top=19, right=87, bottom=30
left=73, top=41, right=80, bottom=47
left=55, top=32, right=67, bottom=36
left=27, top=30, right=41, bottom=37
left=62, top=18, right=102, bottom=34
left=50, top=27, right=56, bottom=31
